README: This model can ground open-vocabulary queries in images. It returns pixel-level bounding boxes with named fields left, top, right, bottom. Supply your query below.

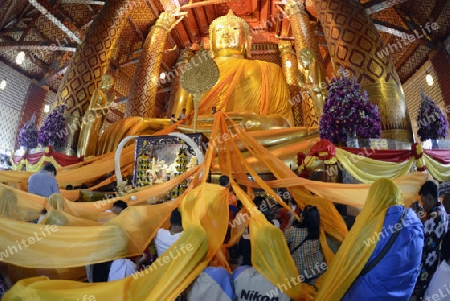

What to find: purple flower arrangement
left=18, top=115, right=38, bottom=149
left=37, top=104, right=67, bottom=148
left=319, top=69, right=381, bottom=144
left=416, top=90, right=448, bottom=141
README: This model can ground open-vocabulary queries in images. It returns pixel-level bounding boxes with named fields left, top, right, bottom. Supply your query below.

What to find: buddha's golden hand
left=178, top=112, right=291, bottom=133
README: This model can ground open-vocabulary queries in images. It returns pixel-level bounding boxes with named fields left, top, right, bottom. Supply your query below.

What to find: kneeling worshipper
left=317, top=178, right=424, bottom=301
left=233, top=265, right=290, bottom=301
left=186, top=266, right=236, bottom=301
left=155, top=208, right=183, bottom=256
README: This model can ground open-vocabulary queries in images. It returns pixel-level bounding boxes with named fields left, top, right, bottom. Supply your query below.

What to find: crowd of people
left=1, top=164, right=450, bottom=301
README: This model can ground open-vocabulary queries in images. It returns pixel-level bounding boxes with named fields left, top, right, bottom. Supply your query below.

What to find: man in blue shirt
left=28, top=163, right=60, bottom=197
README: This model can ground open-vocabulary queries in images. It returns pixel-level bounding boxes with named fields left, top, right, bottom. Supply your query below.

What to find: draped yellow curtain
left=1, top=112, right=431, bottom=301
left=3, top=183, right=229, bottom=301
left=335, top=148, right=414, bottom=183
left=424, top=153, right=450, bottom=181
left=0, top=166, right=199, bottom=222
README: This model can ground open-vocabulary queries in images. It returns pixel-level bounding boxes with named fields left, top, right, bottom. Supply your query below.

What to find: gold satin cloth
left=197, top=57, right=295, bottom=126
left=2, top=112, right=429, bottom=300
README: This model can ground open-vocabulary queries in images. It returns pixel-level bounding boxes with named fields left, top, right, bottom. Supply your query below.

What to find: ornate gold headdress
left=209, top=9, right=250, bottom=39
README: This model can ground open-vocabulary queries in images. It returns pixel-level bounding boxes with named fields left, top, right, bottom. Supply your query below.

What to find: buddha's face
left=211, top=20, right=246, bottom=57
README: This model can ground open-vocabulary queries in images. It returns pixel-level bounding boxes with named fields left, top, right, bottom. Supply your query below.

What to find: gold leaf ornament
left=180, top=47, right=219, bottom=95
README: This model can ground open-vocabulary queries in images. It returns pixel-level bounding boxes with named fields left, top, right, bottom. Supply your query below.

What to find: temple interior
left=0, top=0, right=450, bottom=300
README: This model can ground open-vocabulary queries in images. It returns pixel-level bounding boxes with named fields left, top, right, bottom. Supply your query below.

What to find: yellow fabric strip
left=335, top=148, right=414, bottom=184
left=424, top=153, right=450, bottom=181
left=3, top=183, right=228, bottom=301
left=316, top=178, right=404, bottom=300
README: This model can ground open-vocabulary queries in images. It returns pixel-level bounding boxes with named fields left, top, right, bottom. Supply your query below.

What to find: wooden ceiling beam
left=145, top=0, right=160, bottom=17
left=127, top=17, right=144, bottom=41
left=259, top=0, right=270, bottom=24
left=394, top=43, right=420, bottom=71
left=429, top=0, right=448, bottom=24
left=393, top=6, right=435, bottom=47
left=364, top=0, right=408, bottom=15
left=373, top=19, right=429, bottom=46
left=0, top=36, right=50, bottom=73
left=20, top=12, right=42, bottom=41
left=193, top=6, right=209, bottom=36
left=0, top=40, right=77, bottom=51
left=0, top=56, right=43, bottom=80
left=203, top=4, right=216, bottom=26
left=60, top=0, right=105, bottom=4
left=27, top=0, right=82, bottom=44
left=183, top=6, right=201, bottom=44
left=0, top=0, right=17, bottom=30
left=42, top=64, right=68, bottom=84
left=0, top=28, right=25, bottom=35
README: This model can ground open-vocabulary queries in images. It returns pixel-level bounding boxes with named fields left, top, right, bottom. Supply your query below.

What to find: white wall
left=0, top=62, right=31, bottom=152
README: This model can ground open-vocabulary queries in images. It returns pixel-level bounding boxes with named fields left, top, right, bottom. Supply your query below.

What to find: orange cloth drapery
left=2, top=112, right=430, bottom=301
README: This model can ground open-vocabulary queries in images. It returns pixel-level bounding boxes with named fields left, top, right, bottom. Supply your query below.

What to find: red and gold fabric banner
left=300, top=140, right=450, bottom=183
left=12, top=147, right=83, bottom=172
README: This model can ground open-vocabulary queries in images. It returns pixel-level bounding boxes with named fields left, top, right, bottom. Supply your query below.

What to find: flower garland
left=18, top=114, right=38, bottom=149
left=319, top=68, right=381, bottom=144
left=416, top=90, right=448, bottom=141
left=37, top=104, right=67, bottom=148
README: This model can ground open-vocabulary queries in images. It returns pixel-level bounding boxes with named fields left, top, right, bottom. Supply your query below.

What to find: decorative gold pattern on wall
left=56, top=0, right=135, bottom=117
left=36, top=15, right=67, bottom=42
left=285, top=0, right=325, bottom=69
left=397, top=45, right=431, bottom=85
left=125, top=12, right=175, bottom=118
left=313, top=0, right=413, bottom=142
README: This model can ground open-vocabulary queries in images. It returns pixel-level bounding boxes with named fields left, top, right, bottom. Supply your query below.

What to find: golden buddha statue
left=296, top=48, right=327, bottom=120
left=77, top=74, right=115, bottom=157
left=172, top=9, right=294, bottom=127
left=96, top=10, right=318, bottom=156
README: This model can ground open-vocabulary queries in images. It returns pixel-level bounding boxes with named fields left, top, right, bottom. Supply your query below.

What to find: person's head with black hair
left=170, top=208, right=182, bottom=226
left=170, top=208, right=183, bottom=233
left=43, top=163, right=57, bottom=177
left=253, top=196, right=268, bottom=213
left=219, top=175, right=230, bottom=188
left=65, top=185, right=74, bottom=190
left=293, top=205, right=320, bottom=240
left=91, top=261, right=114, bottom=282
left=419, top=181, right=440, bottom=213
left=111, top=200, right=127, bottom=215
left=442, top=231, right=450, bottom=263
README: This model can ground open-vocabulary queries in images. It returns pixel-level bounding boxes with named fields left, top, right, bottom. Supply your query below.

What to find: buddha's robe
left=198, top=57, right=294, bottom=126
